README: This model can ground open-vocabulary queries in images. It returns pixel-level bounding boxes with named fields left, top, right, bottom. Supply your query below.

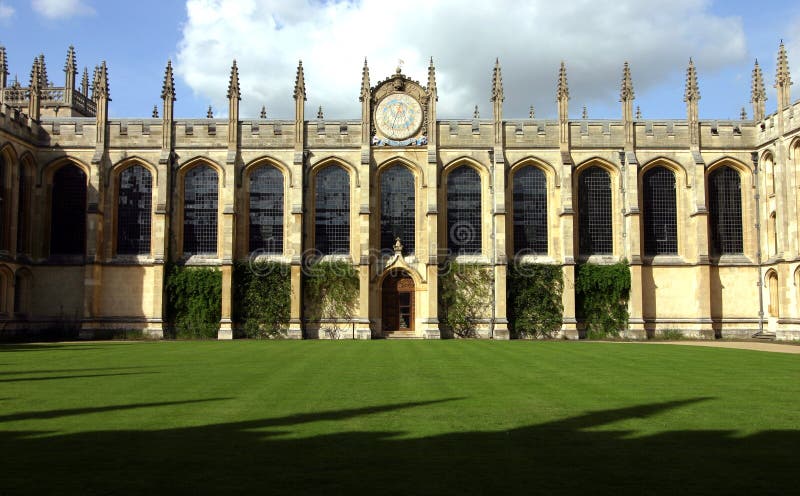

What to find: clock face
left=375, top=93, right=423, bottom=140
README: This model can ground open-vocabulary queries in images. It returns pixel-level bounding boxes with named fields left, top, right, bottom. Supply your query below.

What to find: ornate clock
left=375, top=93, right=423, bottom=140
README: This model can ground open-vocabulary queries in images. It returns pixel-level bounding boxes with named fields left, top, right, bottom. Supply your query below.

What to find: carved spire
left=775, top=41, right=792, bottom=110
left=95, top=61, right=109, bottom=100
left=557, top=61, right=569, bottom=101
left=0, top=46, right=7, bottom=90
left=152, top=105, right=159, bottom=118
left=620, top=61, right=634, bottom=101
left=684, top=58, right=700, bottom=103
left=91, top=65, right=99, bottom=101
left=491, top=58, right=503, bottom=102
left=751, top=59, right=766, bottom=121
left=227, top=59, right=240, bottom=100
left=161, top=60, right=175, bottom=101
left=81, top=67, right=89, bottom=96
left=293, top=60, right=306, bottom=101
left=636, top=106, right=641, bottom=119
left=317, top=105, right=323, bottom=119
left=473, top=105, right=480, bottom=119
left=64, top=45, right=77, bottom=83
left=359, top=57, right=370, bottom=102
left=38, top=54, right=49, bottom=87
left=427, top=57, right=437, bottom=97
left=29, top=57, right=41, bottom=90
left=582, top=106, right=588, bottom=119
left=260, top=105, right=266, bottom=119
left=29, top=57, right=42, bottom=121
left=207, top=105, right=213, bottom=118
left=740, top=107, right=747, bottom=120
left=529, top=105, right=535, bottom=119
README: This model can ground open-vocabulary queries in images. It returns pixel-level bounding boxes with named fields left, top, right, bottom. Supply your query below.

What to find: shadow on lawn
left=1, top=397, right=796, bottom=495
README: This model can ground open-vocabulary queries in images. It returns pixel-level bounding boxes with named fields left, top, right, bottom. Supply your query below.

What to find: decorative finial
left=95, top=60, right=109, bottom=100
left=152, top=105, right=159, bottom=118
left=529, top=105, right=535, bottom=119
left=207, top=106, right=213, bottom=118
left=396, top=58, right=404, bottom=74
left=260, top=105, right=267, bottom=119
left=557, top=61, right=569, bottom=101
left=740, top=107, right=747, bottom=120
left=473, top=105, right=480, bottom=118
left=582, top=106, right=588, bottom=119
left=620, top=61, right=634, bottom=101
left=227, top=59, right=240, bottom=100
left=64, top=45, right=77, bottom=76
left=751, top=59, right=766, bottom=104
left=38, top=54, right=48, bottom=87
left=161, top=60, right=175, bottom=101
left=394, top=237, right=403, bottom=255
left=684, top=58, right=700, bottom=102
left=635, top=106, right=642, bottom=119
left=776, top=40, right=792, bottom=88
left=491, top=58, right=504, bottom=102
left=81, top=67, right=89, bottom=95
left=427, top=57, right=437, bottom=97
left=293, top=59, right=306, bottom=101
left=29, top=56, right=41, bottom=90
left=360, top=57, right=370, bottom=102
left=317, top=105, right=323, bottom=119
left=0, top=46, right=7, bottom=79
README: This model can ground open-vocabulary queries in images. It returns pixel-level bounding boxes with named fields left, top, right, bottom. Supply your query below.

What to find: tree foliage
left=575, top=261, right=631, bottom=338
left=165, top=265, right=221, bottom=339
left=508, top=263, right=564, bottom=338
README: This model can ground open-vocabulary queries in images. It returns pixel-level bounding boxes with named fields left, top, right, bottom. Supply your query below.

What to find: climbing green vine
left=575, top=260, right=631, bottom=338
left=439, top=262, right=493, bottom=338
left=507, top=263, right=564, bottom=338
left=234, top=261, right=291, bottom=339
left=304, top=260, right=359, bottom=338
left=165, top=265, right=221, bottom=339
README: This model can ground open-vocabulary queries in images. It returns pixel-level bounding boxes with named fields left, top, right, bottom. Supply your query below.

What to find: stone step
left=384, top=330, right=421, bottom=339
left=752, top=332, right=777, bottom=341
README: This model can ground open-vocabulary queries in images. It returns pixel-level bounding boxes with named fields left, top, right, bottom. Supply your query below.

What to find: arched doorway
left=382, top=271, right=414, bottom=336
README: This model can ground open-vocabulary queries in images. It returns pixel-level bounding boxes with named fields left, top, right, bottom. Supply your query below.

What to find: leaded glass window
left=183, top=165, right=218, bottom=255
left=447, top=166, right=482, bottom=255
left=708, top=166, right=743, bottom=255
left=249, top=166, right=283, bottom=254
left=578, top=166, right=612, bottom=255
left=315, top=165, right=350, bottom=255
left=513, top=166, right=548, bottom=255
left=642, top=167, right=678, bottom=255
left=117, top=165, right=152, bottom=255
left=50, top=165, right=87, bottom=256
left=380, top=165, right=415, bottom=255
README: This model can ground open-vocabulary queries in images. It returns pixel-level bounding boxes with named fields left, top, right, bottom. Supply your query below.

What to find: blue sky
left=1, top=0, right=798, bottom=120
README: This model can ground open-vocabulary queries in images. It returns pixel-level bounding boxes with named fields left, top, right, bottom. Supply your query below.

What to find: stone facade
left=1, top=45, right=799, bottom=341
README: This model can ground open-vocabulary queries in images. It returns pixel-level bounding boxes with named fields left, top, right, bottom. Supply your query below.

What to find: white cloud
left=31, top=0, right=94, bottom=19
left=176, top=0, right=747, bottom=119
left=0, top=1, right=14, bottom=20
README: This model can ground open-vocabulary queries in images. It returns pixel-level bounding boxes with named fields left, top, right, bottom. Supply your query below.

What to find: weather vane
left=396, top=58, right=405, bottom=73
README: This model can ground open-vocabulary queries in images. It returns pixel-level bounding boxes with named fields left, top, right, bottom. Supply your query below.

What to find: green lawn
left=1, top=341, right=798, bottom=495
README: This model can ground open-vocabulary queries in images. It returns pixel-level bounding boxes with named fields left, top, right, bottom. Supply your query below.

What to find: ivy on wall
left=304, top=261, right=359, bottom=338
left=575, top=260, right=631, bottom=338
left=165, top=265, right=222, bottom=339
left=507, top=263, right=564, bottom=338
left=234, top=261, right=291, bottom=339
left=439, top=262, right=493, bottom=338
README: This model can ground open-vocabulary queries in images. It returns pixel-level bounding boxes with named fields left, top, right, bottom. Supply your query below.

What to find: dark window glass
left=513, top=166, right=548, bottom=255
left=642, top=167, right=678, bottom=255
left=249, top=166, right=284, bottom=254
left=183, top=165, right=218, bottom=255
left=315, top=166, right=350, bottom=255
left=578, top=166, right=613, bottom=255
left=380, top=165, right=415, bottom=255
left=17, top=162, right=28, bottom=254
left=708, top=166, right=743, bottom=255
left=447, top=166, right=482, bottom=255
left=117, top=165, right=152, bottom=255
left=50, top=165, right=87, bottom=256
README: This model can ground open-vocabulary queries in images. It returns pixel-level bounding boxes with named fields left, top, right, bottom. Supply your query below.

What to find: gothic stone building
left=1, top=44, right=799, bottom=341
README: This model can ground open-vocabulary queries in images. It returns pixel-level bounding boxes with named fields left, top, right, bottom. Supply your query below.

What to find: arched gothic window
left=183, top=165, right=218, bottom=255
left=117, top=165, right=152, bottom=255
left=380, top=165, right=415, bottom=255
left=50, top=165, right=87, bottom=256
left=315, top=165, right=350, bottom=255
left=0, top=153, right=5, bottom=250
left=512, top=166, right=548, bottom=255
left=642, top=167, right=678, bottom=255
left=17, top=162, right=29, bottom=254
left=447, top=166, right=482, bottom=255
left=708, top=166, right=743, bottom=255
left=767, top=271, right=779, bottom=317
left=249, top=166, right=284, bottom=254
left=578, top=166, right=612, bottom=255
